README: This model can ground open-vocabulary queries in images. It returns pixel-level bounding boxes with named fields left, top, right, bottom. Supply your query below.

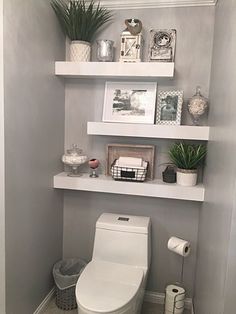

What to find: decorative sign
left=149, top=29, right=176, bottom=62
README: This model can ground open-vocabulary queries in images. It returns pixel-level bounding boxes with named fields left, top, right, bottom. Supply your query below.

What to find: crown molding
left=96, top=0, right=217, bottom=10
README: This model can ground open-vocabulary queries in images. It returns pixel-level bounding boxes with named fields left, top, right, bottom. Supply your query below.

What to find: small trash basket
left=53, top=258, right=87, bottom=311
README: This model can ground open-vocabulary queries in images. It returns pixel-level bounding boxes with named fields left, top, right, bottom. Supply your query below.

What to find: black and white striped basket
left=111, top=159, right=148, bottom=182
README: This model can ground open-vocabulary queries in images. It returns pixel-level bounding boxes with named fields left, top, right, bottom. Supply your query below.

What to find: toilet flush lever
left=118, top=217, right=129, bottom=222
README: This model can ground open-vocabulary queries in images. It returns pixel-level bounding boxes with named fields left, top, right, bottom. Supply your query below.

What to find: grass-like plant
left=169, top=142, right=207, bottom=170
left=51, top=0, right=113, bottom=42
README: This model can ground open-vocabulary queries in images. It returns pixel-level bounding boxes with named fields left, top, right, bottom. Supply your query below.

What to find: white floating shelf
left=55, top=61, right=174, bottom=78
left=87, top=122, right=210, bottom=141
left=54, top=172, right=205, bottom=202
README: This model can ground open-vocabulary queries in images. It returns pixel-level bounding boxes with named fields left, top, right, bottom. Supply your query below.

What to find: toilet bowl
left=76, top=213, right=151, bottom=314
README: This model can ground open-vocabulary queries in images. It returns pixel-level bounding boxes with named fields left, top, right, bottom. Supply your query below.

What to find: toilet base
left=77, top=287, right=145, bottom=314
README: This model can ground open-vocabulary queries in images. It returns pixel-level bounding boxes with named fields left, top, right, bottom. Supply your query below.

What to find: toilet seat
left=76, top=260, right=144, bottom=313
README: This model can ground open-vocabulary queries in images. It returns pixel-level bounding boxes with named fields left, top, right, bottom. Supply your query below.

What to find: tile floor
left=43, top=298, right=191, bottom=314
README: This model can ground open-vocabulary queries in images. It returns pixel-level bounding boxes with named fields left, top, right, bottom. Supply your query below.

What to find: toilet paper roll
left=167, top=237, right=190, bottom=257
left=165, top=285, right=185, bottom=314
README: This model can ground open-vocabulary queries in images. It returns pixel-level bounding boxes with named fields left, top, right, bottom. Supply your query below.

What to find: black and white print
left=112, top=89, right=147, bottom=116
left=156, top=90, right=183, bottom=125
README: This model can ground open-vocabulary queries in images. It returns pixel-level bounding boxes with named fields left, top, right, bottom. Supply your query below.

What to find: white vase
left=69, top=40, right=91, bottom=62
left=176, top=169, right=198, bottom=186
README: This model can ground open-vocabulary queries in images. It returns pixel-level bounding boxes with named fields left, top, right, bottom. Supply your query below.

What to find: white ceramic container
left=70, top=41, right=91, bottom=62
left=176, top=168, right=198, bottom=186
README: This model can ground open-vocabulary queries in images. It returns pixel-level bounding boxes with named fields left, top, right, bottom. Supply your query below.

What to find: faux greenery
left=168, top=142, right=207, bottom=170
left=51, top=0, right=112, bottom=42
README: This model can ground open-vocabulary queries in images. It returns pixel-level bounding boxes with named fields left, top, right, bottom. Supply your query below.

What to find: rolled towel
left=117, top=157, right=142, bottom=167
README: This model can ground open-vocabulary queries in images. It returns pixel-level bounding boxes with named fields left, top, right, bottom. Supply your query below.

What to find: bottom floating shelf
left=54, top=172, right=205, bottom=202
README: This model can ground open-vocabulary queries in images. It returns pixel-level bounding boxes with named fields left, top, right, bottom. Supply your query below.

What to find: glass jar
left=62, top=144, right=88, bottom=177
left=188, top=86, right=208, bottom=126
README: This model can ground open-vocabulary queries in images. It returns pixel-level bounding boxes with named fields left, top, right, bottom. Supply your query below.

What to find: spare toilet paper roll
left=117, top=156, right=142, bottom=167
left=167, top=237, right=191, bottom=257
left=165, top=285, right=185, bottom=314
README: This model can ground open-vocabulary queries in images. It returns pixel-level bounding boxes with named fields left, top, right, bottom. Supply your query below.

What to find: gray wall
left=194, top=1, right=236, bottom=313
left=4, top=1, right=65, bottom=313
left=0, top=0, right=5, bottom=312
left=63, top=6, right=215, bottom=296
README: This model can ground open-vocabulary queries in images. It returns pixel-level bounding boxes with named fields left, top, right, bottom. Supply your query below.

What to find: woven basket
left=55, top=285, right=77, bottom=311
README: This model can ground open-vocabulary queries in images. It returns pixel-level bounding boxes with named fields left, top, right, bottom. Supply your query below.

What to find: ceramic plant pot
left=69, top=40, right=91, bottom=62
left=176, top=168, right=198, bottom=186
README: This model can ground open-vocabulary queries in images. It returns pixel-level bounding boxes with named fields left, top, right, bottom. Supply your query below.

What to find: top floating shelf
left=55, top=61, right=174, bottom=79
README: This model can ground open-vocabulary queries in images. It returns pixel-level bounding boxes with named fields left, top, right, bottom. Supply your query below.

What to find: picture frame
left=149, top=29, right=176, bottom=62
left=156, top=90, right=183, bottom=125
left=102, top=81, right=157, bottom=124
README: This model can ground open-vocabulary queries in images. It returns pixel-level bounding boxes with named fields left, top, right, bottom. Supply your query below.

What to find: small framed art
left=149, top=29, right=176, bottom=62
left=156, top=90, right=183, bottom=125
left=102, top=81, right=157, bottom=124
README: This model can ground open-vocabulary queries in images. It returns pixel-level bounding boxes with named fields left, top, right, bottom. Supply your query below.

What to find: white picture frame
left=156, top=90, right=183, bottom=125
left=102, top=81, right=157, bottom=124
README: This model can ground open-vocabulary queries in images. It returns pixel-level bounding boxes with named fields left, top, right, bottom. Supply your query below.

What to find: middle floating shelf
left=87, top=122, right=210, bottom=141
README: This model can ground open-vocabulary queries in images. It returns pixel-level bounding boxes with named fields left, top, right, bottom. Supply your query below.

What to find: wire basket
left=111, top=159, right=148, bottom=182
left=55, top=285, right=77, bottom=311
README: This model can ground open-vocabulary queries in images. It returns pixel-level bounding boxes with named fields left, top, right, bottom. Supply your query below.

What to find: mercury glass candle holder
left=96, top=40, right=114, bottom=62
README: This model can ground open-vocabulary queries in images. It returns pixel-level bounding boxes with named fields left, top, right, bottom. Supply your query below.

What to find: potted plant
left=51, top=0, right=112, bottom=62
left=168, top=142, right=207, bottom=186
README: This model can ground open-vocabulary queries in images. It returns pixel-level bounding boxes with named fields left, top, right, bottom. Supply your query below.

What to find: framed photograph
left=149, top=29, right=176, bottom=62
left=102, top=81, right=157, bottom=124
left=156, top=90, right=183, bottom=125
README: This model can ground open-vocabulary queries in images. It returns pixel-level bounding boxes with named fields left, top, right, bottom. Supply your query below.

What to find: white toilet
left=76, top=213, right=151, bottom=314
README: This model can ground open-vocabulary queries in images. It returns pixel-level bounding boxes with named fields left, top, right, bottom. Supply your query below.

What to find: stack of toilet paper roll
left=165, top=285, right=185, bottom=314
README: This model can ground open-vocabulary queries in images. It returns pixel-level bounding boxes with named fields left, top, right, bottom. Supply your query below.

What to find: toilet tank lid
left=96, top=213, right=151, bottom=234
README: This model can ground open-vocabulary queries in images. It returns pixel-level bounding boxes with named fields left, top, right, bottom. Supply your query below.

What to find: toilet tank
left=92, top=213, right=151, bottom=269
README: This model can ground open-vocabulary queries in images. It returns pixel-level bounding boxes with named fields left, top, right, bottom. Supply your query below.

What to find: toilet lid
left=76, top=260, right=144, bottom=313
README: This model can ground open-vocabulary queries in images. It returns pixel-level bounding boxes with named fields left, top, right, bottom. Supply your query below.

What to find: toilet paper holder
left=164, top=236, right=191, bottom=313
left=167, top=237, right=191, bottom=285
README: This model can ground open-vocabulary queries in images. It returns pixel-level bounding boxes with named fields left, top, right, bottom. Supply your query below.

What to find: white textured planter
left=69, top=40, right=91, bottom=62
left=176, top=169, right=198, bottom=186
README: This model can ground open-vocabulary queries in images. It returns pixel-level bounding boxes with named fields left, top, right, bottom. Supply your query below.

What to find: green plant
left=51, top=0, right=113, bottom=42
left=168, top=142, right=207, bottom=170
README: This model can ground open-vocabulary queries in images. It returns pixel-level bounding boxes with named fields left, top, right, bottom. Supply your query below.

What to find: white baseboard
left=144, top=290, right=193, bottom=310
left=33, top=287, right=55, bottom=314
left=32, top=288, right=194, bottom=314
left=144, top=291, right=165, bottom=304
